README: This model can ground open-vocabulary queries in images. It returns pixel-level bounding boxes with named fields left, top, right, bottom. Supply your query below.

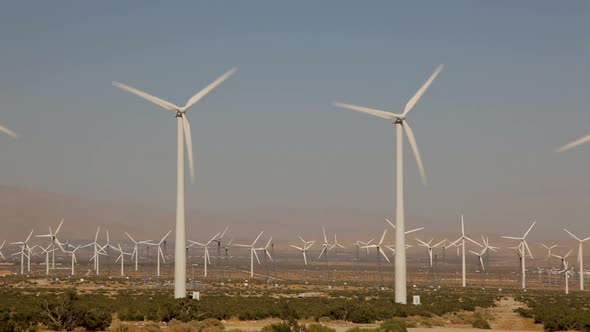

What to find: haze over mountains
left=0, top=185, right=582, bottom=254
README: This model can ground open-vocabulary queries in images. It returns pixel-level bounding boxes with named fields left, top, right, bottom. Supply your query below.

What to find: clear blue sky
left=1, top=1, right=589, bottom=235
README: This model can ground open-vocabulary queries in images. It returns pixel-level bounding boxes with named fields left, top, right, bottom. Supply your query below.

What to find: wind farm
left=2, top=1, right=590, bottom=331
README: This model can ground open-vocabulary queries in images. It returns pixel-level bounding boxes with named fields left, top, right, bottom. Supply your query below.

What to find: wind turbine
left=234, top=231, right=264, bottom=278
left=334, top=65, right=443, bottom=303
left=556, top=134, right=590, bottom=152
left=552, top=249, right=573, bottom=271
left=469, top=247, right=489, bottom=272
left=449, top=215, right=482, bottom=287
left=187, top=232, right=219, bottom=277
left=501, top=221, right=536, bottom=289
left=89, top=227, right=108, bottom=275
left=353, top=238, right=374, bottom=260
left=35, top=218, right=64, bottom=270
left=416, top=238, right=445, bottom=268
left=114, top=244, right=133, bottom=277
left=148, top=230, right=172, bottom=278
left=125, top=232, right=152, bottom=271
left=11, top=230, right=33, bottom=274
left=114, top=68, right=237, bottom=298
left=0, top=241, right=5, bottom=260
left=331, top=234, right=345, bottom=256
left=540, top=243, right=558, bottom=264
left=563, top=228, right=590, bottom=290
left=0, top=122, right=17, bottom=138
left=40, top=244, right=57, bottom=276
left=63, top=244, right=86, bottom=276
left=291, top=237, right=315, bottom=266
left=318, top=226, right=332, bottom=259
left=559, top=261, right=575, bottom=294
left=362, top=229, right=390, bottom=286
left=213, top=226, right=230, bottom=259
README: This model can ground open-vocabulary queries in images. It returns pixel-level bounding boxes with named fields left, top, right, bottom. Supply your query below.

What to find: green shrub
left=379, top=318, right=407, bottom=332
left=305, top=324, right=335, bottom=332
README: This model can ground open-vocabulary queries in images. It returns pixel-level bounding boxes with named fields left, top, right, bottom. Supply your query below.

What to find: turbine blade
left=379, top=229, right=388, bottom=245
left=402, top=64, right=444, bottom=116
left=563, top=228, right=581, bottom=242
left=112, top=82, right=179, bottom=111
left=405, top=227, right=424, bottom=235
left=385, top=218, right=396, bottom=229
left=403, top=121, right=427, bottom=186
left=181, top=114, right=196, bottom=183
left=322, top=226, right=328, bottom=243
left=125, top=232, right=136, bottom=243
left=379, top=247, right=390, bottom=262
left=524, top=221, right=536, bottom=238
left=55, top=219, right=64, bottom=234
left=290, top=245, right=303, bottom=250
left=253, top=231, right=264, bottom=246
left=253, top=249, right=261, bottom=264
left=556, top=134, right=590, bottom=152
left=333, top=102, right=397, bottom=120
left=183, top=68, right=237, bottom=110
left=0, top=124, right=18, bottom=138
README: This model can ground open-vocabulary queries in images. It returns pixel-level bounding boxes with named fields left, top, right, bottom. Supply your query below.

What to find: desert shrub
left=344, top=328, right=376, bottom=332
left=261, top=320, right=304, bottom=332
left=379, top=318, right=407, bottom=332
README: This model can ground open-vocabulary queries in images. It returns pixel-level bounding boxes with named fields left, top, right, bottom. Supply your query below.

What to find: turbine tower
left=563, top=228, right=589, bottom=290
left=113, top=68, right=237, bottom=298
left=501, top=221, right=536, bottom=289
left=333, top=65, right=443, bottom=303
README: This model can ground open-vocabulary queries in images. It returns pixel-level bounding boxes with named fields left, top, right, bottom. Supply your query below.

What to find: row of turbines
left=2, top=215, right=588, bottom=295
left=3, top=63, right=590, bottom=302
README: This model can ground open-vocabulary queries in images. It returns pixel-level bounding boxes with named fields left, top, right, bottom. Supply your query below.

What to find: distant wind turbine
left=234, top=231, right=264, bottom=278
left=449, top=215, right=482, bottom=287
left=113, top=67, right=237, bottom=298
left=563, top=228, right=590, bottom=290
left=502, top=221, right=536, bottom=289
left=188, top=232, right=220, bottom=277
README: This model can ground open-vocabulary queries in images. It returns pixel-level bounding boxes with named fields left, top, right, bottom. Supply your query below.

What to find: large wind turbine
left=125, top=232, right=152, bottom=271
left=291, top=237, right=315, bottom=266
left=0, top=122, right=18, bottom=138
left=563, top=228, right=589, bottom=290
left=416, top=238, right=445, bottom=268
left=113, top=68, right=237, bottom=298
left=334, top=65, right=443, bottom=303
left=449, top=215, right=482, bottom=288
left=501, top=221, right=536, bottom=289
left=557, top=134, right=590, bottom=152
left=11, top=230, right=34, bottom=274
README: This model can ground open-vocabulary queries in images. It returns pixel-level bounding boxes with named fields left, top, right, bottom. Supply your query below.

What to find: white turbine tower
left=114, top=244, right=133, bottom=277
left=334, top=65, right=443, bottom=303
left=291, top=237, right=315, bottom=266
left=234, top=231, right=264, bottom=278
left=89, top=227, right=108, bottom=275
left=63, top=244, right=85, bottom=276
left=148, top=230, right=172, bottom=278
left=35, top=218, right=64, bottom=270
left=559, top=261, right=575, bottom=294
left=188, top=232, right=219, bottom=277
left=11, top=230, right=33, bottom=274
left=557, top=134, right=590, bottom=152
left=114, top=68, right=237, bottom=298
left=0, top=122, right=18, bottom=138
left=501, top=221, right=536, bottom=289
left=40, top=244, right=57, bottom=276
left=125, top=232, right=152, bottom=271
left=449, top=215, right=482, bottom=287
left=416, top=238, right=445, bottom=268
left=563, top=228, right=590, bottom=290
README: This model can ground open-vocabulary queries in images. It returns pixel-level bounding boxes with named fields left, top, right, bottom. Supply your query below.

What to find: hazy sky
left=1, top=1, right=589, bottom=236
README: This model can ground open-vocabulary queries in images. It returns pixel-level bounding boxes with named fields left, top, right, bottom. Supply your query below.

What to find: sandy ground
left=487, top=297, right=542, bottom=331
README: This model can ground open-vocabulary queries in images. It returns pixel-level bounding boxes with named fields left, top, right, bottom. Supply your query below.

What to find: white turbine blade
left=333, top=102, right=397, bottom=120
left=405, top=227, right=424, bottom=235
left=25, top=230, right=34, bottom=243
left=125, top=232, right=136, bottom=244
left=556, top=134, right=590, bottom=152
left=385, top=218, right=396, bottom=229
left=465, top=236, right=483, bottom=247
left=540, top=243, right=549, bottom=250
left=433, top=239, right=446, bottom=248
left=233, top=244, right=250, bottom=248
left=523, top=241, right=534, bottom=258
left=94, top=227, right=100, bottom=242
left=305, top=241, right=315, bottom=250
left=35, top=234, right=52, bottom=238
left=403, top=121, right=427, bottom=186
left=159, top=247, right=165, bottom=263
left=298, top=236, right=306, bottom=244
left=468, top=250, right=479, bottom=256
left=290, top=245, right=303, bottom=251
left=449, top=238, right=461, bottom=247
left=265, top=236, right=272, bottom=249
left=181, top=114, right=196, bottom=183
left=0, top=124, right=18, bottom=138
left=366, top=239, right=375, bottom=245
left=265, top=250, right=273, bottom=262
left=160, top=230, right=172, bottom=244
left=112, top=81, right=179, bottom=111
left=55, top=219, right=64, bottom=234
left=318, top=247, right=327, bottom=259
left=402, top=64, right=444, bottom=117
left=563, top=228, right=581, bottom=242
left=208, top=232, right=221, bottom=245
left=415, top=238, right=429, bottom=247
left=252, top=231, right=264, bottom=246
left=379, top=229, right=388, bottom=245
left=183, top=67, right=238, bottom=111
left=253, top=249, right=261, bottom=264
left=523, top=221, right=536, bottom=238
left=219, top=225, right=230, bottom=239
left=564, top=249, right=573, bottom=258
left=322, top=226, right=328, bottom=243
left=379, top=247, right=390, bottom=262
left=461, top=215, right=465, bottom=235
left=501, top=236, right=521, bottom=240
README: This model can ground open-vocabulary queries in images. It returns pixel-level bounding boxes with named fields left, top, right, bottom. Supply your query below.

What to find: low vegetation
left=515, top=291, right=590, bottom=331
